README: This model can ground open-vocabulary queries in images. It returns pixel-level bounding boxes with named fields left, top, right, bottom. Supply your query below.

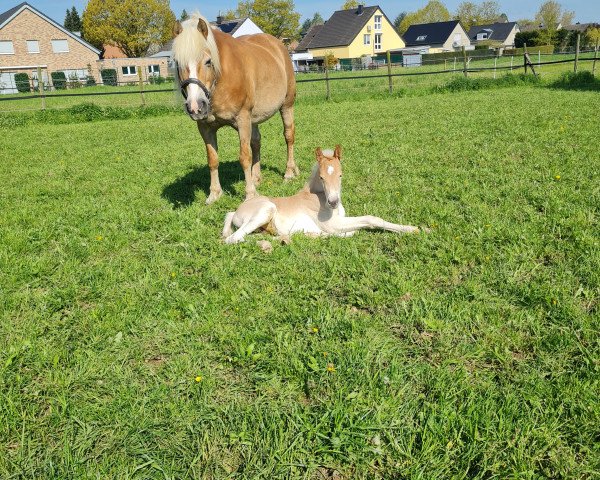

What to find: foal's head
left=316, top=145, right=343, bottom=209
left=173, top=15, right=221, bottom=120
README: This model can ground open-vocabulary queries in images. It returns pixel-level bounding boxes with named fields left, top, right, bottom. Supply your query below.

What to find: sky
left=1, top=0, right=597, bottom=26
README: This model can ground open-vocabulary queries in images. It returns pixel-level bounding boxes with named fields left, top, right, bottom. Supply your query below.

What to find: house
left=402, top=20, right=470, bottom=53
left=151, top=16, right=264, bottom=66
left=0, top=1, right=100, bottom=93
left=294, top=5, right=405, bottom=67
left=468, top=22, right=520, bottom=48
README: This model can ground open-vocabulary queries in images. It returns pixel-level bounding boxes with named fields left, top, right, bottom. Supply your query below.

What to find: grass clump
left=549, top=71, right=600, bottom=91
left=435, top=73, right=541, bottom=93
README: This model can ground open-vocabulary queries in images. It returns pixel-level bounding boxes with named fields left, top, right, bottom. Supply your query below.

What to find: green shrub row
left=423, top=49, right=497, bottom=62
left=504, top=45, right=555, bottom=56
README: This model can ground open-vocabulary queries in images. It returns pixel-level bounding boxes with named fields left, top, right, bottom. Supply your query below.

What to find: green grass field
left=1, top=80, right=599, bottom=479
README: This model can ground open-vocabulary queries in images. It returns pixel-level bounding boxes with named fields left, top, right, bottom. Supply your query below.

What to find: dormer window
left=416, top=35, right=427, bottom=42
left=477, top=33, right=488, bottom=40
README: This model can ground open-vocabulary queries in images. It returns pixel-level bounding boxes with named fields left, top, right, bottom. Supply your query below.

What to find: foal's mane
left=173, top=13, right=222, bottom=76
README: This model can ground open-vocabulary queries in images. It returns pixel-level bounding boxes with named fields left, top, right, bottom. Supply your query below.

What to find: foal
left=222, top=146, right=422, bottom=244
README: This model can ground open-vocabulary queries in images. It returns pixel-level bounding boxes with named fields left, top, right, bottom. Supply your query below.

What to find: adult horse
left=172, top=14, right=299, bottom=204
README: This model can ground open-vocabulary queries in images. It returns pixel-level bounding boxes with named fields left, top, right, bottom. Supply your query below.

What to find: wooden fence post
left=574, top=33, right=581, bottom=74
left=462, top=46, right=468, bottom=77
left=138, top=69, right=145, bottom=106
left=324, top=64, right=330, bottom=100
left=386, top=50, right=393, bottom=94
left=523, top=43, right=528, bottom=74
left=593, top=41, right=599, bottom=77
left=37, top=66, right=45, bottom=110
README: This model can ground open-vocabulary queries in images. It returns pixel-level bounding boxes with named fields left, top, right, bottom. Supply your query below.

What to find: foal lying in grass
left=222, top=146, right=422, bottom=244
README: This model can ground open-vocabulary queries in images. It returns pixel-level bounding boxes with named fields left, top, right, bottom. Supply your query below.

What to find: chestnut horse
left=172, top=14, right=299, bottom=204
left=222, top=146, right=424, bottom=244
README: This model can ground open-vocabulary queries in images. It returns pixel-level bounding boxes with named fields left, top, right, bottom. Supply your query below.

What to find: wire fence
left=1, top=49, right=598, bottom=113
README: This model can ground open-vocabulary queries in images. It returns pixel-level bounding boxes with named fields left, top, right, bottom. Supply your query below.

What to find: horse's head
left=316, top=145, right=343, bottom=209
left=173, top=16, right=221, bottom=121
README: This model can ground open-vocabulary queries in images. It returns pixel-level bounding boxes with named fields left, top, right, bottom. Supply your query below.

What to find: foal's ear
left=315, top=147, right=323, bottom=161
left=334, top=145, right=342, bottom=160
left=173, top=21, right=183, bottom=37
left=197, top=18, right=209, bottom=38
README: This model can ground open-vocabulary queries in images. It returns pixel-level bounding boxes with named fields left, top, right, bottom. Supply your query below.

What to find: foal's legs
left=331, top=216, right=421, bottom=235
left=237, top=114, right=257, bottom=200
left=251, top=125, right=262, bottom=184
left=224, top=201, right=277, bottom=244
left=197, top=123, right=222, bottom=204
left=280, top=105, right=299, bottom=180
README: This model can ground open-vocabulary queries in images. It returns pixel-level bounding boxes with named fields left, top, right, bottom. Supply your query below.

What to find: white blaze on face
left=186, top=61, right=207, bottom=112
left=327, top=166, right=334, bottom=176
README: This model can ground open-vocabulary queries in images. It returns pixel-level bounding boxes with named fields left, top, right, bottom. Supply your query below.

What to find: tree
left=64, top=6, right=82, bottom=32
left=454, top=1, right=500, bottom=30
left=83, top=0, right=175, bottom=57
left=341, top=1, right=359, bottom=9
left=535, top=1, right=574, bottom=30
left=300, top=12, right=324, bottom=37
left=232, top=0, right=300, bottom=40
left=588, top=27, right=600, bottom=49
left=180, top=9, right=189, bottom=21
left=394, top=12, right=407, bottom=31
left=398, top=1, right=451, bottom=35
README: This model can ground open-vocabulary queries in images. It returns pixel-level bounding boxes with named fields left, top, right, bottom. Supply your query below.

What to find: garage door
left=0, top=72, right=17, bottom=94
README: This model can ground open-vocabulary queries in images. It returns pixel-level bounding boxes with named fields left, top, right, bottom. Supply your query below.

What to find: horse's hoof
left=205, top=191, right=223, bottom=205
left=284, top=166, right=300, bottom=181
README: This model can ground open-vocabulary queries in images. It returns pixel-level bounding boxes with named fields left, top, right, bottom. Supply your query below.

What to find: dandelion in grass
left=195, top=375, right=202, bottom=382
left=322, top=351, right=328, bottom=357
left=311, top=327, right=319, bottom=334
left=170, top=272, right=176, bottom=278
left=555, top=175, right=561, bottom=181
left=326, top=363, right=336, bottom=373
left=96, top=235, right=103, bottom=241
left=552, top=299, right=557, bottom=306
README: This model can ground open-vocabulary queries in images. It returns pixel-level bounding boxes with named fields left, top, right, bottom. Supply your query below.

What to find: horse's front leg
left=251, top=124, right=262, bottom=184
left=237, top=116, right=257, bottom=200
left=197, top=123, right=222, bottom=204
left=330, top=216, right=421, bottom=235
left=281, top=105, right=299, bottom=180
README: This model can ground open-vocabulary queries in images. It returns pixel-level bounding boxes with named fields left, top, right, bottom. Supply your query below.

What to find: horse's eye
left=205, top=59, right=212, bottom=66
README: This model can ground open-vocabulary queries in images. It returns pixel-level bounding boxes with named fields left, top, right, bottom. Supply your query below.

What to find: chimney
left=357, top=4, right=363, bottom=15
left=217, top=15, right=223, bottom=25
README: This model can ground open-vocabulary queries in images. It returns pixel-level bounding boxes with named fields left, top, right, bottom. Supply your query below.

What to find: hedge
left=423, top=49, right=498, bottom=62
left=51, top=71, right=67, bottom=90
left=504, top=45, right=555, bottom=56
left=100, top=69, right=117, bottom=86
left=15, top=73, right=31, bottom=93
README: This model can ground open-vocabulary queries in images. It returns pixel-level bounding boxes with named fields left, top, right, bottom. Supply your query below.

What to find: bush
left=550, top=71, right=600, bottom=91
left=67, top=73, right=82, bottom=89
left=86, top=76, right=96, bottom=87
left=14, top=73, right=31, bottom=93
left=504, top=45, right=554, bottom=56
left=148, top=75, right=165, bottom=85
left=435, top=74, right=541, bottom=93
left=100, top=69, right=117, bottom=86
left=51, top=71, right=67, bottom=90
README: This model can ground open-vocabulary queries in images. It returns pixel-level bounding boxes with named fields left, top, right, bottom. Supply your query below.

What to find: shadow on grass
left=162, top=161, right=285, bottom=208
left=548, top=71, right=600, bottom=91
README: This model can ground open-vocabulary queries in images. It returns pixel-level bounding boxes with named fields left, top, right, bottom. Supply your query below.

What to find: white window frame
left=27, top=40, right=40, bottom=54
left=374, top=33, right=382, bottom=51
left=477, top=33, right=488, bottom=41
left=0, top=40, right=14, bottom=54
left=374, top=15, right=382, bottom=31
left=416, top=35, right=427, bottom=42
left=363, top=34, right=371, bottom=45
left=51, top=39, right=69, bottom=53
left=122, top=66, right=137, bottom=76
left=148, top=64, right=160, bottom=75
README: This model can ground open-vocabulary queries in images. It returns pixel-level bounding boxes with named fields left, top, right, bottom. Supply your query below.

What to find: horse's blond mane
left=173, top=13, right=221, bottom=76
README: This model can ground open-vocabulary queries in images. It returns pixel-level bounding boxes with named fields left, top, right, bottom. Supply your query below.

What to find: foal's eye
left=205, top=59, right=212, bottom=66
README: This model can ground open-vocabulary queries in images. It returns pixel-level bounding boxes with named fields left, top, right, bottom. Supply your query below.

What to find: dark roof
left=468, top=22, right=517, bottom=43
left=0, top=1, right=100, bottom=54
left=403, top=20, right=461, bottom=46
left=212, top=18, right=246, bottom=35
left=564, top=22, right=600, bottom=32
left=0, top=1, right=27, bottom=27
left=307, top=5, right=379, bottom=49
left=296, top=24, right=324, bottom=52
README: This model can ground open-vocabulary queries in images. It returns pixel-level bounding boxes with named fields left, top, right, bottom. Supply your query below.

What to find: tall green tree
left=300, top=12, right=324, bottom=37
left=232, top=0, right=300, bottom=40
left=180, top=9, right=189, bottom=21
left=398, top=1, right=451, bottom=35
left=341, top=1, right=359, bottom=9
left=454, top=1, right=500, bottom=30
left=64, top=6, right=82, bottom=32
left=83, top=0, right=175, bottom=57
left=535, top=1, right=575, bottom=30
left=394, top=12, right=407, bottom=31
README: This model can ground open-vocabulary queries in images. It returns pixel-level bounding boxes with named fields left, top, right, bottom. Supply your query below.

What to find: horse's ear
left=197, top=18, right=209, bottom=39
left=334, top=145, right=342, bottom=160
left=173, top=21, right=182, bottom=37
left=316, top=147, right=323, bottom=161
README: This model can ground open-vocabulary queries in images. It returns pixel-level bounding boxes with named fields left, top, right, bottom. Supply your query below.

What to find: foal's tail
left=222, top=212, right=236, bottom=239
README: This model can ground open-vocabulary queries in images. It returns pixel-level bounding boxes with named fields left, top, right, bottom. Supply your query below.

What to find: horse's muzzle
left=185, top=99, right=210, bottom=120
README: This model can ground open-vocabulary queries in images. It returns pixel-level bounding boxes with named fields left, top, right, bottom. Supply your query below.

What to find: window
left=416, top=35, right=427, bottom=42
left=122, top=66, right=137, bottom=76
left=374, top=15, right=382, bottom=30
left=374, top=33, right=382, bottom=50
left=363, top=34, right=371, bottom=45
left=477, top=33, right=488, bottom=40
left=148, top=64, right=160, bottom=75
left=27, top=40, right=40, bottom=53
left=0, top=40, right=14, bottom=54
left=62, top=69, right=87, bottom=80
left=51, top=39, right=69, bottom=53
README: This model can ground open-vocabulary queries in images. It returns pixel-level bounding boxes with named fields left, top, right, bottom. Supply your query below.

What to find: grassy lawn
left=1, top=84, right=599, bottom=478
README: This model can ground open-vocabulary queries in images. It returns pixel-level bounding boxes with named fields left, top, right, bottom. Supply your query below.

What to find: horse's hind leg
left=224, top=201, right=277, bottom=244
left=251, top=125, right=262, bottom=184
left=280, top=105, right=299, bottom=180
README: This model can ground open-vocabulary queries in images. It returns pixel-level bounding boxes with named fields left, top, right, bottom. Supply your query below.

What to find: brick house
left=0, top=2, right=101, bottom=92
